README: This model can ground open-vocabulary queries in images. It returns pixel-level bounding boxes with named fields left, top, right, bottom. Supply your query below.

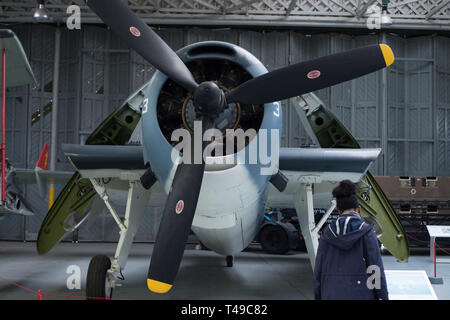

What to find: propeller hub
left=193, top=81, right=226, bottom=120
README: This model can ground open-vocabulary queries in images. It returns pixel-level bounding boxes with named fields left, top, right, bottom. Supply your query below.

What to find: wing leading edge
left=279, top=148, right=380, bottom=175
left=62, top=144, right=379, bottom=178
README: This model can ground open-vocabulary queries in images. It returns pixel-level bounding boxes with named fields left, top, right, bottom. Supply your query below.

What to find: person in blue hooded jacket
left=313, top=180, right=389, bottom=300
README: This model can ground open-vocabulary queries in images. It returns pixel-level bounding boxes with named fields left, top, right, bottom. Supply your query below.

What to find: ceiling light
left=380, top=10, right=392, bottom=26
left=32, top=2, right=50, bottom=22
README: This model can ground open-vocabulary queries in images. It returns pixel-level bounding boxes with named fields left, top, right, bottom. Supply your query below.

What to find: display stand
left=385, top=270, right=438, bottom=300
left=426, top=225, right=450, bottom=284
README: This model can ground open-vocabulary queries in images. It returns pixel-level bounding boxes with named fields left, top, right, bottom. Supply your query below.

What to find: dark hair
left=332, top=180, right=359, bottom=211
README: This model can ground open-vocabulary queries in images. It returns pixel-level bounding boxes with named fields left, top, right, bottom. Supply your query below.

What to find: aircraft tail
left=35, top=143, right=49, bottom=170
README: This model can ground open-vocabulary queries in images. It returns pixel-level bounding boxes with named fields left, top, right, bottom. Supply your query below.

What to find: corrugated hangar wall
left=0, top=24, right=449, bottom=242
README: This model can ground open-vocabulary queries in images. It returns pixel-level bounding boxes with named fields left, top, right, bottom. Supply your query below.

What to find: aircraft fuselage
left=141, top=41, right=283, bottom=255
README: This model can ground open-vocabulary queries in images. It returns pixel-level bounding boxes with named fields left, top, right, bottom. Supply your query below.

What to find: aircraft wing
left=63, top=143, right=377, bottom=173
left=62, top=143, right=378, bottom=196
left=63, top=143, right=378, bottom=211
left=279, top=147, right=380, bottom=180
left=267, top=147, right=380, bottom=210
left=36, top=170, right=74, bottom=183
left=0, top=29, right=37, bottom=88
left=37, top=84, right=145, bottom=255
left=291, top=93, right=409, bottom=262
left=11, top=168, right=35, bottom=183
left=62, top=144, right=148, bottom=179
left=13, top=168, right=74, bottom=199
left=14, top=169, right=74, bottom=184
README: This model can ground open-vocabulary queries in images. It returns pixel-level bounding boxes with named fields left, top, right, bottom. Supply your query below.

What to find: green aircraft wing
left=0, top=29, right=36, bottom=88
left=297, top=93, right=409, bottom=262
left=36, top=85, right=146, bottom=254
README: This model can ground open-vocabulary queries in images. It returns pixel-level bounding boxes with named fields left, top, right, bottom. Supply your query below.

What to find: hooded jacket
left=313, top=212, right=389, bottom=300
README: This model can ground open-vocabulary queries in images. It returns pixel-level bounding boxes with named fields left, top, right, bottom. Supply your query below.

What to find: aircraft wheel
left=86, top=255, right=113, bottom=300
left=259, top=224, right=289, bottom=254
left=226, top=255, right=234, bottom=267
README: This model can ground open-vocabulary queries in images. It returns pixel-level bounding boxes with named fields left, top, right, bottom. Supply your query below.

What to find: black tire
left=259, top=224, right=290, bottom=254
left=226, top=255, right=233, bottom=267
left=86, top=255, right=112, bottom=300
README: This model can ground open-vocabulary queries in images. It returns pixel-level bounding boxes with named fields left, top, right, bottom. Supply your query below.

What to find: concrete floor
left=0, top=241, right=449, bottom=300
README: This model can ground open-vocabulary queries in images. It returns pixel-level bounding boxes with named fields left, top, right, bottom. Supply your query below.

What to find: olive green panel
left=304, top=101, right=409, bottom=262
left=36, top=103, right=142, bottom=255
left=37, top=173, right=96, bottom=254
left=85, top=102, right=141, bottom=145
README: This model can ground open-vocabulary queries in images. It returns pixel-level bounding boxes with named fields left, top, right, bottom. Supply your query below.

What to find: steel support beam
left=1, top=49, right=5, bottom=203
left=285, top=0, right=297, bottom=16
left=49, top=26, right=61, bottom=209
left=355, top=0, right=377, bottom=18
left=227, top=0, right=261, bottom=11
left=426, top=0, right=450, bottom=19
left=0, top=0, right=450, bottom=30
left=49, top=26, right=60, bottom=173
left=327, top=0, right=355, bottom=15
left=388, top=0, right=421, bottom=9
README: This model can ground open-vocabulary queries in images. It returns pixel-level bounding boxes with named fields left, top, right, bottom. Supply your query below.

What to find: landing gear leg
left=293, top=178, right=336, bottom=271
left=87, top=179, right=151, bottom=299
left=294, top=182, right=318, bottom=271
left=226, top=255, right=234, bottom=267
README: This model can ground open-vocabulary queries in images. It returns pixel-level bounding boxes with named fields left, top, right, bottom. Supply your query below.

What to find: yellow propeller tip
left=147, top=278, right=173, bottom=293
left=379, top=44, right=395, bottom=67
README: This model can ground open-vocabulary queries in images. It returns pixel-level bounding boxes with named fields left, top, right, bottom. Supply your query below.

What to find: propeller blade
left=147, top=161, right=205, bottom=293
left=147, top=121, right=213, bottom=293
left=225, top=44, right=394, bottom=105
left=86, top=0, right=198, bottom=92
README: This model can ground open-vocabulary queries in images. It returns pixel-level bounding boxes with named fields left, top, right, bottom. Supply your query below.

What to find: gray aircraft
left=0, top=29, right=36, bottom=216
left=36, top=0, right=407, bottom=299
left=0, top=157, right=35, bottom=217
left=0, top=142, right=74, bottom=217
left=0, top=30, right=73, bottom=217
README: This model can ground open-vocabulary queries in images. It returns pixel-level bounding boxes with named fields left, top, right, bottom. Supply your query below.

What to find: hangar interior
left=0, top=0, right=449, bottom=300
left=2, top=25, right=450, bottom=243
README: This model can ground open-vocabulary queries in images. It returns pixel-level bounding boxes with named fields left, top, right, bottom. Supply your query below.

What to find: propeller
left=147, top=120, right=213, bottom=293
left=225, top=44, right=394, bottom=104
left=86, top=0, right=395, bottom=294
left=85, top=0, right=198, bottom=93
left=147, top=162, right=205, bottom=293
